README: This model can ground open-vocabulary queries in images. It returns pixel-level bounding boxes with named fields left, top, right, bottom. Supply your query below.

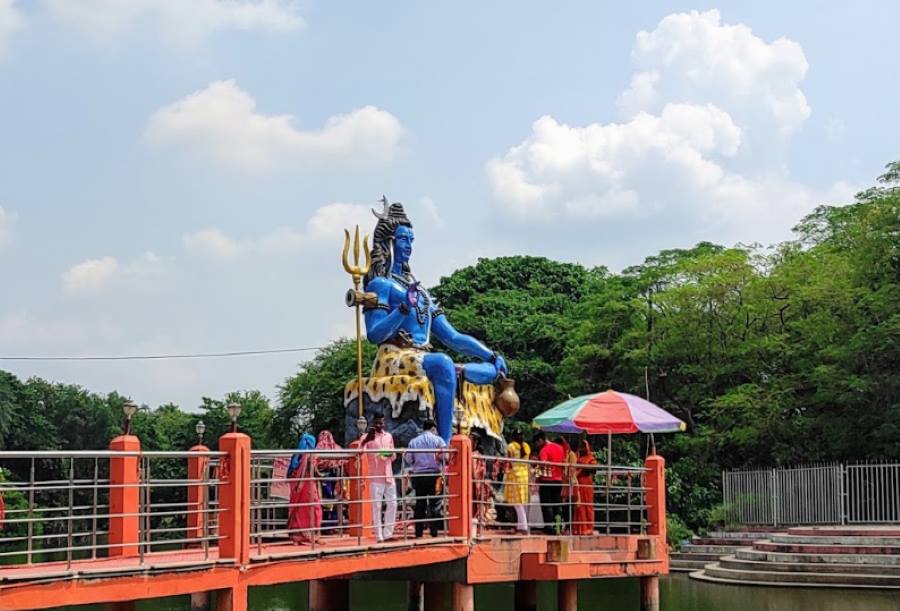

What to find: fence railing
left=723, top=461, right=900, bottom=526
left=0, top=432, right=667, bottom=581
left=0, top=448, right=225, bottom=571
left=472, top=456, right=650, bottom=537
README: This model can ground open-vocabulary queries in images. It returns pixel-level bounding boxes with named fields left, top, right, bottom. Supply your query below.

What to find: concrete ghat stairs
left=691, top=527, right=900, bottom=589
left=670, top=531, right=774, bottom=572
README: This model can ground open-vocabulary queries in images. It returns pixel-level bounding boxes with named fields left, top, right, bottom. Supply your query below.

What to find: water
left=57, top=574, right=900, bottom=610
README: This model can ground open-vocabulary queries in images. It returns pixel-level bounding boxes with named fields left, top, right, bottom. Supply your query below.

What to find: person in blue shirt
left=404, top=420, right=447, bottom=538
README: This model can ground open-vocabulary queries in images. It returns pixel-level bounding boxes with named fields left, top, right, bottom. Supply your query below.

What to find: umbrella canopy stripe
left=534, top=390, right=685, bottom=435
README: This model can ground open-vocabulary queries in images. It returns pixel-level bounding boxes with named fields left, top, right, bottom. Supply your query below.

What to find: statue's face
left=393, top=225, right=414, bottom=265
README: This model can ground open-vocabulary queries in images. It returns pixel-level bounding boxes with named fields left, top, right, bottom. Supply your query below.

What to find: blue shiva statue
left=362, top=199, right=509, bottom=442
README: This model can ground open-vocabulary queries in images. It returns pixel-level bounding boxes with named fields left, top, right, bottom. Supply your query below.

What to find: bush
left=667, top=514, right=693, bottom=551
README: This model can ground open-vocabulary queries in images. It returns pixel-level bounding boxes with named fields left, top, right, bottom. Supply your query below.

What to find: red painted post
left=558, top=580, right=577, bottom=611
left=640, top=575, right=660, bottom=611
left=447, top=434, right=472, bottom=540
left=644, top=454, right=666, bottom=541
left=187, top=444, right=210, bottom=545
left=108, top=435, right=140, bottom=558
left=218, top=433, right=251, bottom=565
left=347, top=440, right=372, bottom=539
left=451, top=582, right=473, bottom=611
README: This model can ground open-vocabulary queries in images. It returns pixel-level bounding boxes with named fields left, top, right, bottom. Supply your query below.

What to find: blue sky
left=0, top=1, right=897, bottom=412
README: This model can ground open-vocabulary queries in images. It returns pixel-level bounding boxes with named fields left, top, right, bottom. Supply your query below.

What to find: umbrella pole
left=606, top=430, right=611, bottom=535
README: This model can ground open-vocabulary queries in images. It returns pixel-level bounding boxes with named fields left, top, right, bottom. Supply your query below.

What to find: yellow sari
left=504, top=441, right=531, bottom=505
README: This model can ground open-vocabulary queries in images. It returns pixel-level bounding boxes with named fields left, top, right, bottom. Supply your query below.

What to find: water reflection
left=58, top=574, right=900, bottom=610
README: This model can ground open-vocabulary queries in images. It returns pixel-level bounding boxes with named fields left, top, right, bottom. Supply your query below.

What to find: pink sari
left=288, top=454, right=322, bottom=543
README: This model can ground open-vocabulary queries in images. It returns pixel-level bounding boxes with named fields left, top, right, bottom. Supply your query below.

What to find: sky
left=0, top=1, right=897, bottom=413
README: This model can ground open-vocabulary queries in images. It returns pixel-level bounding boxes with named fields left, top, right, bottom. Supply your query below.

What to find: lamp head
left=123, top=400, right=138, bottom=419
left=195, top=420, right=206, bottom=438
left=226, top=402, right=241, bottom=431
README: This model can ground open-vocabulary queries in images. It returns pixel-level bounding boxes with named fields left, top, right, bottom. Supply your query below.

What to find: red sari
left=288, top=454, right=322, bottom=543
left=573, top=445, right=597, bottom=535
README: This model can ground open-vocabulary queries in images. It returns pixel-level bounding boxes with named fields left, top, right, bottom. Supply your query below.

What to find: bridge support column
left=640, top=576, right=659, bottom=611
left=407, top=580, right=423, bottom=611
left=309, top=578, right=349, bottom=611
left=514, top=580, right=537, bottom=611
left=190, top=591, right=211, bottom=611
left=216, top=585, right=248, bottom=611
left=424, top=582, right=448, bottom=611
left=451, top=582, right=473, bottom=611
left=558, top=580, right=577, bottom=611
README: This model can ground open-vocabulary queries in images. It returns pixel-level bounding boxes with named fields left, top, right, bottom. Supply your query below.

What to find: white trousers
left=371, top=481, right=397, bottom=541
left=514, top=505, right=528, bottom=532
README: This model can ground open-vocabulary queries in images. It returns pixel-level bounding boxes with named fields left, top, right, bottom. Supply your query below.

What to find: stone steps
left=690, top=569, right=900, bottom=590
left=679, top=543, right=744, bottom=555
left=771, top=533, right=900, bottom=546
left=736, top=547, right=900, bottom=566
left=753, top=540, right=900, bottom=556
left=669, top=559, right=710, bottom=572
left=720, top=555, right=900, bottom=576
left=691, top=527, right=900, bottom=589
left=700, top=563, right=900, bottom=588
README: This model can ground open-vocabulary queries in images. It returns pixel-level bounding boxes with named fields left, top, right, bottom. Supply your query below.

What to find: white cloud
left=62, top=252, right=167, bottom=296
left=0, top=0, right=23, bottom=56
left=183, top=227, right=244, bottom=261
left=184, top=203, right=372, bottom=261
left=46, top=0, right=303, bottom=45
left=487, top=9, right=834, bottom=247
left=618, top=9, right=810, bottom=142
left=0, top=206, right=16, bottom=247
left=145, top=80, right=405, bottom=172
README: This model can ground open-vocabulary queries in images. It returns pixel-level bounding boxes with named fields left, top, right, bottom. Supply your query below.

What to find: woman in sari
left=558, top=437, right=577, bottom=531
left=573, top=439, right=597, bottom=535
left=316, top=430, right=343, bottom=533
left=287, top=433, right=322, bottom=544
left=504, top=430, right=530, bottom=534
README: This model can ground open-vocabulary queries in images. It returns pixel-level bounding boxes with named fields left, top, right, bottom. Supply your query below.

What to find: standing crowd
left=282, top=412, right=600, bottom=545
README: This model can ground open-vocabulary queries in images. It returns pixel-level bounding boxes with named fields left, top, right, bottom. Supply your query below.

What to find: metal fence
left=723, top=461, right=900, bottom=526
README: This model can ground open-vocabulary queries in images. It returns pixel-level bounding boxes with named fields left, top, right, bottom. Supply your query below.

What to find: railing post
left=643, top=455, right=666, bottom=544
left=218, top=432, right=251, bottom=565
left=347, top=440, right=372, bottom=540
left=187, top=444, right=210, bottom=546
left=108, top=434, right=141, bottom=558
left=447, top=434, right=472, bottom=540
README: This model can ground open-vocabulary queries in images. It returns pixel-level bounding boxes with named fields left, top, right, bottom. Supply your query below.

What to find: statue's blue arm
left=363, top=278, right=405, bottom=344
left=431, top=314, right=492, bottom=361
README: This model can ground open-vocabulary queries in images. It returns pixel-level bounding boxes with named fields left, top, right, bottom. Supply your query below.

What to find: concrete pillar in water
left=640, top=575, right=660, bottom=611
left=424, top=582, right=448, bottom=611
left=215, top=586, right=248, bottom=611
left=451, top=583, right=473, bottom=611
left=558, top=580, right=578, bottom=611
left=408, top=580, right=423, bottom=611
left=309, top=579, right=350, bottom=611
left=514, top=580, right=537, bottom=611
left=190, top=591, right=210, bottom=611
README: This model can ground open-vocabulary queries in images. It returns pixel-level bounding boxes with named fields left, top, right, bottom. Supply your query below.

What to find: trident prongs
left=341, top=225, right=371, bottom=289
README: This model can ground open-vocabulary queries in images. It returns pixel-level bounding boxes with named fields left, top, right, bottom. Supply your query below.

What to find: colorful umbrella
left=534, top=390, right=686, bottom=435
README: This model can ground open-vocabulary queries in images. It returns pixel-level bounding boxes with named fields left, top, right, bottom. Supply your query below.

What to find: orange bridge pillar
left=218, top=432, right=251, bottom=566
left=558, top=580, right=578, bottom=611
left=451, top=582, right=473, bottom=611
left=187, top=443, right=210, bottom=546
left=309, top=579, right=349, bottom=611
left=108, top=435, right=140, bottom=559
left=644, top=454, right=667, bottom=565
left=640, top=575, right=660, bottom=611
left=348, top=439, right=372, bottom=539
left=514, top=580, right=537, bottom=611
left=447, top=434, right=472, bottom=540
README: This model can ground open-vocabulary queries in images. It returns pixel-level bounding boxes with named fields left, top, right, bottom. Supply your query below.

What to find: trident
left=341, top=226, right=375, bottom=436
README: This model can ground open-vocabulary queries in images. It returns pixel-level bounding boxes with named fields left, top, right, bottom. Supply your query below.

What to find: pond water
left=58, top=574, right=900, bottom=610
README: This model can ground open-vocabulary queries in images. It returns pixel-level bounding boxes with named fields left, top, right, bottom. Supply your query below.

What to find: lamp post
left=226, top=402, right=241, bottom=433
left=195, top=420, right=206, bottom=446
left=123, top=400, right=138, bottom=435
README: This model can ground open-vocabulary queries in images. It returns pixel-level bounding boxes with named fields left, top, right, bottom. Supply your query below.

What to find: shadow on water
left=54, top=574, right=900, bottom=610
